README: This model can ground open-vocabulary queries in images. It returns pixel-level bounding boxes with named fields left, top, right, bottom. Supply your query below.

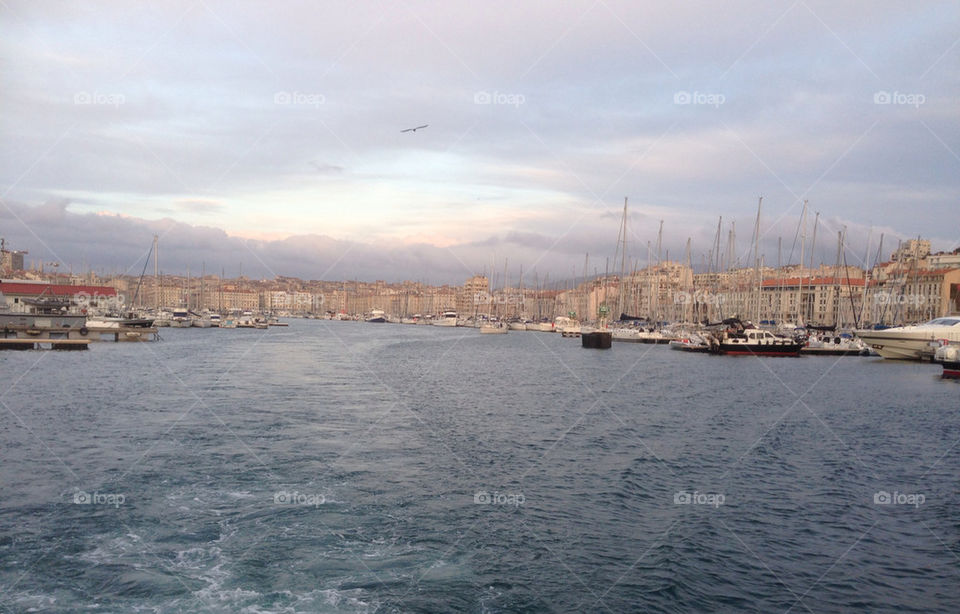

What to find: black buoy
left=581, top=331, right=612, bottom=349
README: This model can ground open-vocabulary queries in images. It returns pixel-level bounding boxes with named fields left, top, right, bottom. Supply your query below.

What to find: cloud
left=175, top=198, right=224, bottom=214
left=0, top=1, right=956, bottom=273
left=2, top=200, right=955, bottom=288
left=309, top=162, right=344, bottom=174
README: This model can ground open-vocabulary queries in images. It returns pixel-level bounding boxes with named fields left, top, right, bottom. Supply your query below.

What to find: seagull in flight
left=401, top=124, right=429, bottom=133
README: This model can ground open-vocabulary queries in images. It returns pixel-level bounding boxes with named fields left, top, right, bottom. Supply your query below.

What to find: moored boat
left=366, top=309, right=387, bottom=323
left=935, top=342, right=960, bottom=379
left=170, top=308, right=192, bottom=328
left=669, top=334, right=710, bottom=353
left=432, top=310, right=458, bottom=327
left=479, top=321, right=508, bottom=334
left=704, top=320, right=803, bottom=356
left=855, top=317, right=960, bottom=360
left=800, top=333, right=868, bottom=356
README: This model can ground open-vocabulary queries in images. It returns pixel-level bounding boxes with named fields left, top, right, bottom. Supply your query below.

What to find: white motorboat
left=170, top=308, right=192, bottom=328
left=507, top=320, right=527, bottom=331
left=432, top=311, right=458, bottom=327
left=669, top=334, right=710, bottom=353
left=855, top=317, right=960, bottom=360
left=801, top=333, right=868, bottom=356
left=479, top=321, right=508, bottom=334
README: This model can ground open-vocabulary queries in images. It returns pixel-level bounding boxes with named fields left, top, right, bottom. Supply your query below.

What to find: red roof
left=0, top=282, right=117, bottom=297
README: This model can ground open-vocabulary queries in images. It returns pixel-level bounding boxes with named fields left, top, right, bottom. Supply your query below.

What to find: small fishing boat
left=669, top=334, right=710, bottom=353
left=800, top=333, right=868, bottom=356
left=366, top=309, right=386, bottom=323
left=479, top=321, right=508, bottom=334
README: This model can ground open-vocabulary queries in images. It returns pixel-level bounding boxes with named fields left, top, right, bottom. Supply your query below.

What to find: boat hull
left=856, top=324, right=960, bottom=361
left=669, top=340, right=710, bottom=353
left=712, top=342, right=803, bottom=356
left=799, top=346, right=865, bottom=356
left=479, top=325, right=507, bottom=334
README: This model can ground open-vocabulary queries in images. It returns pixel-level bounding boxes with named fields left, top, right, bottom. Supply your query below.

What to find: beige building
left=458, top=275, right=490, bottom=316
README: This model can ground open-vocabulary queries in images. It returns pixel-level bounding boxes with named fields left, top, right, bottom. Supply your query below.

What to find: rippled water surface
left=1, top=320, right=958, bottom=612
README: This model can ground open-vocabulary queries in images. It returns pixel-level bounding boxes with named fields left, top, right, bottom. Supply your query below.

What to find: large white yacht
left=432, top=310, right=458, bottom=327
left=855, top=317, right=960, bottom=360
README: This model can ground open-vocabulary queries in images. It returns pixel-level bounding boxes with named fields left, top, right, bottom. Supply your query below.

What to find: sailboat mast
left=153, top=234, right=160, bottom=310
left=798, top=200, right=807, bottom=325
left=753, top=196, right=763, bottom=323
left=614, top=196, right=628, bottom=314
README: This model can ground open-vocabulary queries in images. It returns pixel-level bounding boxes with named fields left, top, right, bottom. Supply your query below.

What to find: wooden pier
left=1, top=325, right=159, bottom=345
left=0, top=338, right=91, bottom=350
left=86, top=327, right=160, bottom=342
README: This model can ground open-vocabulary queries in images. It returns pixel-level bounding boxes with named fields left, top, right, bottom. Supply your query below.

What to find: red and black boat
left=935, top=342, right=960, bottom=379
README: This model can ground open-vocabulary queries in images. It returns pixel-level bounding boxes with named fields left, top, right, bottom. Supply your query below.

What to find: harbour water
left=1, top=320, right=958, bottom=612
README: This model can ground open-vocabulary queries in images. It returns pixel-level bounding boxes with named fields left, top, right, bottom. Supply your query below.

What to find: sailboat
left=480, top=260, right=508, bottom=334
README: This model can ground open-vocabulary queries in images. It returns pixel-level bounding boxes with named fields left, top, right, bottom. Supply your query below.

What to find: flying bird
left=401, top=124, right=428, bottom=133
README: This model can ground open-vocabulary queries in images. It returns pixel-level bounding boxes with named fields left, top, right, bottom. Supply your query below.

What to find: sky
left=1, top=1, right=958, bottom=284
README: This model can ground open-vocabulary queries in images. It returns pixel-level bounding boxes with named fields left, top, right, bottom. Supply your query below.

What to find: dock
left=1, top=325, right=159, bottom=344
left=86, top=327, right=160, bottom=342
left=0, top=338, right=90, bottom=350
